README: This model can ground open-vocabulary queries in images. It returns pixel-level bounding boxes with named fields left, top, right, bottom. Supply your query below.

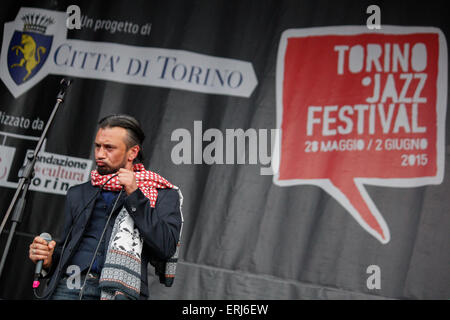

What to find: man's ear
left=128, top=145, right=140, bottom=162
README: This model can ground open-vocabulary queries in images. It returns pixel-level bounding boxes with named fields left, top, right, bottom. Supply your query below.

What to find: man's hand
left=117, top=168, right=138, bottom=195
left=29, top=236, right=56, bottom=269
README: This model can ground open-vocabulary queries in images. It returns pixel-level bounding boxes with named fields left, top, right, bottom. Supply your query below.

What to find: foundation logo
left=274, top=26, right=447, bottom=244
left=7, top=14, right=53, bottom=85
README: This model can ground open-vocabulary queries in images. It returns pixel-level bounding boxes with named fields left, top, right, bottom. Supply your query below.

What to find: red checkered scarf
left=90, top=163, right=173, bottom=207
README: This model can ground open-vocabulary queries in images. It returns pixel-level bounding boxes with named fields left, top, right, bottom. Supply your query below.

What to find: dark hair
left=98, top=114, right=145, bottom=163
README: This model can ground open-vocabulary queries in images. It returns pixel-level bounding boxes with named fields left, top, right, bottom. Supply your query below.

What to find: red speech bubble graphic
left=273, top=26, right=447, bottom=243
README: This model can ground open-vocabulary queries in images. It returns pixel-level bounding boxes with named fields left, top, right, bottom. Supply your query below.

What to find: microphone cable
left=33, top=173, right=119, bottom=299
left=78, top=187, right=124, bottom=300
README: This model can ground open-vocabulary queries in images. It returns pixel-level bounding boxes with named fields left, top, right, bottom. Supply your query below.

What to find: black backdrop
left=0, top=0, right=449, bottom=300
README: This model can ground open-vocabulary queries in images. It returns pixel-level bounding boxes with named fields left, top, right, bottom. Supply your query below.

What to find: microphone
left=60, top=77, right=73, bottom=90
left=32, top=232, right=52, bottom=289
left=57, top=78, right=73, bottom=100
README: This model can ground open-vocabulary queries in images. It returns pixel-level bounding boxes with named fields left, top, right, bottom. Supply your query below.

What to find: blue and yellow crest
left=7, top=14, right=53, bottom=85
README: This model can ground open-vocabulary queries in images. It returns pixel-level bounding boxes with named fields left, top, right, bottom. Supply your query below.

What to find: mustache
left=96, top=163, right=117, bottom=175
left=96, top=161, right=128, bottom=175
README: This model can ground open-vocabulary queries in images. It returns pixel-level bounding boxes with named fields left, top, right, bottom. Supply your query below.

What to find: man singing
left=28, top=114, right=182, bottom=300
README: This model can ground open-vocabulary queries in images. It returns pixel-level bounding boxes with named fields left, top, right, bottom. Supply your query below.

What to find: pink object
left=32, top=281, right=40, bottom=288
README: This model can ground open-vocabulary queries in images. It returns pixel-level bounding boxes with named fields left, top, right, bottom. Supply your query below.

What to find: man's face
left=94, top=127, right=133, bottom=175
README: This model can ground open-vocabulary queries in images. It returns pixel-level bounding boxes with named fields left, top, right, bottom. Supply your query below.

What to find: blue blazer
left=41, top=181, right=182, bottom=299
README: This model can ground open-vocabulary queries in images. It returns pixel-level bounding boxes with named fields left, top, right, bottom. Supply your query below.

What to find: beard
left=96, top=157, right=128, bottom=175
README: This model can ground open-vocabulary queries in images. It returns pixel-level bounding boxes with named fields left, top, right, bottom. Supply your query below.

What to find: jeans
left=50, top=273, right=101, bottom=300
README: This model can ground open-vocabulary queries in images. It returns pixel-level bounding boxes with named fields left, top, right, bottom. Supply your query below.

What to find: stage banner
left=1, top=7, right=257, bottom=98
left=0, top=0, right=448, bottom=301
